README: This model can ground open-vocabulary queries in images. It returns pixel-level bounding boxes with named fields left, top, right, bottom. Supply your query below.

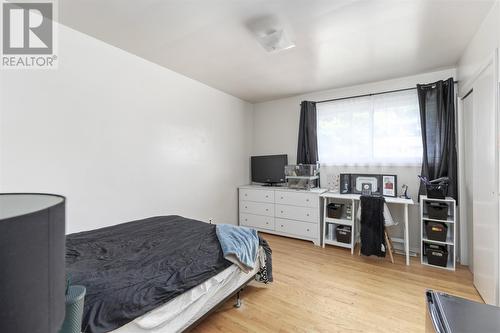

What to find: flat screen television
left=251, top=154, right=288, bottom=185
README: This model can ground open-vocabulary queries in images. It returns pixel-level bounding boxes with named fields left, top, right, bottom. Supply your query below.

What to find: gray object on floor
left=59, top=285, right=86, bottom=333
left=426, top=290, right=500, bottom=332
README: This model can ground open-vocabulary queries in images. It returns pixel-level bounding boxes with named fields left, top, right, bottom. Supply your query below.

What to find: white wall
left=0, top=24, right=253, bottom=233
left=458, top=1, right=500, bottom=93
left=252, top=68, right=456, bottom=252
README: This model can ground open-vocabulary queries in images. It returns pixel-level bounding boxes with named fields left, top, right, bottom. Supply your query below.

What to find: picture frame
left=382, top=175, right=397, bottom=197
left=350, top=174, right=382, bottom=195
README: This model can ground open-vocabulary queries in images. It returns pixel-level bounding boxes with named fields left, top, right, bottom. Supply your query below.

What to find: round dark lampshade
left=0, top=193, right=66, bottom=333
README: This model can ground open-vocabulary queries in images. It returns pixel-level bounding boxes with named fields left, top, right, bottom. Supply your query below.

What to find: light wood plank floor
left=194, top=233, right=481, bottom=333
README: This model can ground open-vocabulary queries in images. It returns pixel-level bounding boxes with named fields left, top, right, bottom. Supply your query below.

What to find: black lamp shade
left=0, top=193, right=66, bottom=333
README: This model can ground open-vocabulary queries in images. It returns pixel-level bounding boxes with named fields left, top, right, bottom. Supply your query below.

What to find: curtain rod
left=314, top=80, right=458, bottom=104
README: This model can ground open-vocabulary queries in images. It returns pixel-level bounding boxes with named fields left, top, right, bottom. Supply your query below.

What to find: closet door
left=472, top=59, right=499, bottom=306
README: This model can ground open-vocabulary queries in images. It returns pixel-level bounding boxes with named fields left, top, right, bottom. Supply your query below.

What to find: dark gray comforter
left=66, top=215, right=231, bottom=333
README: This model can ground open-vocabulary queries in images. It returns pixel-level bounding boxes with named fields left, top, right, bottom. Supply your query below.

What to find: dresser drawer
left=275, top=191, right=318, bottom=208
left=275, top=218, right=318, bottom=238
left=240, top=213, right=274, bottom=230
left=275, top=204, right=318, bottom=223
left=239, top=189, right=274, bottom=203
left=239, top=201, right=274, bottom=217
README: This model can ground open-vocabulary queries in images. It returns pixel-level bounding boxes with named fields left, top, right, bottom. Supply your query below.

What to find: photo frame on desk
left=382, top=175, right=397, bottom=197
left=339, top=173, right=352, bottom=194
left=352, top=174, right=381, bottom=195
left=339, top=173, right=397, bottom=197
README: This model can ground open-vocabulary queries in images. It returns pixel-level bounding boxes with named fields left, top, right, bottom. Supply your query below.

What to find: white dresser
left=238, top=185, right=325, bottom=246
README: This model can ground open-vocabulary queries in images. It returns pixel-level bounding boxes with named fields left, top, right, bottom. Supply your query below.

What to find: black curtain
left=417, top=78, right=457, bottom=200
left=297, top=101, right=318, bottom=164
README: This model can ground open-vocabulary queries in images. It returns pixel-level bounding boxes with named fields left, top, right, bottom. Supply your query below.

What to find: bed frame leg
left=234, top=291, right=242, bottom=308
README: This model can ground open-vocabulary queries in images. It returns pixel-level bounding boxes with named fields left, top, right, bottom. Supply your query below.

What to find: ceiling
left=59, top=0, right=494, bottom=103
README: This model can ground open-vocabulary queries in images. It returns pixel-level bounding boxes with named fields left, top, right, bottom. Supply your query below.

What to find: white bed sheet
left=110, top=262, right=259, bottom=333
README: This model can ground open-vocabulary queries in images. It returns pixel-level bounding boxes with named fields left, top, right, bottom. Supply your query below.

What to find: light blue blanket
left=215, top=224, right=259, bottom=273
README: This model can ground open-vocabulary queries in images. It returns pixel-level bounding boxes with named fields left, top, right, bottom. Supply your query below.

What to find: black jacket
left=360, top=196, right=386, bottom=257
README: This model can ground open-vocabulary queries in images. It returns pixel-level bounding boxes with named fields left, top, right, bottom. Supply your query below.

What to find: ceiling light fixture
left=256, top=29, right=295, bottom=53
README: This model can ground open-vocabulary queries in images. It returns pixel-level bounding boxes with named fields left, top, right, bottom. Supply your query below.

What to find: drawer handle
left=266, top=222, right=269, bottom=225
left=280, top=224, right=284, bottom=227
left=281, top=196, right=284, bottom=199
left=306, top=213, right=310, bottom=216
left=281, top=211, right=283, bottom=214
left=265, top=195, right=269, bottom=198
left=265, top=208, right=268, bottom=211
left=245, top=219, right=248, bottom=221
left=307, top=228, right=310, bottom=232
left=306, top=199, right=310, bottom=202
left=245, top=206, right=247, bottom=209
left=245, top=194, right=247, bottom=196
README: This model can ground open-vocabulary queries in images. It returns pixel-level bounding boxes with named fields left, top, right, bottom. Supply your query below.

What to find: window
left=317, top=89, right=422, bottom=165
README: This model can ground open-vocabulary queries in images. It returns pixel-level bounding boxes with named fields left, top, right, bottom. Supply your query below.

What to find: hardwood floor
left=194, top=233, right=481, bottom=333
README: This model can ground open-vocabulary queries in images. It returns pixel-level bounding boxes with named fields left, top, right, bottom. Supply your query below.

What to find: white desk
left=320, top=192, right=415, bottom=265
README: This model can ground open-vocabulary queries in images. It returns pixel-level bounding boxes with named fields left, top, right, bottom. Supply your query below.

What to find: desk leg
left=351, top=199, right=356, bottom=255
left=404, top=204, right=410, bottom=266
left=322, top=197, right=326, bottom=248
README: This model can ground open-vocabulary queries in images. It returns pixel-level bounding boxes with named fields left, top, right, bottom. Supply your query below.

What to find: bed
left=66, top=215, right=271, bottom=333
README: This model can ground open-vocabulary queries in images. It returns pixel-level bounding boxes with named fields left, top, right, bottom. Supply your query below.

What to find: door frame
left=457, top=91, right=472, bottom=266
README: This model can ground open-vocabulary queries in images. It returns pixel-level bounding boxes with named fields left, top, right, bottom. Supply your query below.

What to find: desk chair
left=383, top=228, right=395, bottom=264
left=357, top=195, right=395, bottom=263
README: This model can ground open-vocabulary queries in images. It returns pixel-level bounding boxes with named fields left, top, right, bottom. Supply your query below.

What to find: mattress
left=110, top=262, right=259, bottom=333
left=66, top=216, right=232, bottom=333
